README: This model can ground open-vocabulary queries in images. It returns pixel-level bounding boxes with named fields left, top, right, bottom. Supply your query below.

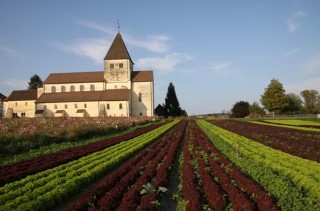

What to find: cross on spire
left=117, top=19, right=120, bottom=33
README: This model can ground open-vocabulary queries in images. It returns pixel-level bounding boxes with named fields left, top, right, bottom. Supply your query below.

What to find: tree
left=164, top=82, right=183, bottom=117
left=231, top=101, right=250, bottom=118
left=260, top=78, right=288, bottom=117
left=281, top=93, right=303, bottom=115
left=28, top=74, right=43, bottom=90
left=300, top=89, right=319, bottom=113
left=249, top=102, right=265, bottom=117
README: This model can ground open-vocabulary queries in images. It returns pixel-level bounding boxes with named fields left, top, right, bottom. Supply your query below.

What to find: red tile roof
left=36, top=89, right=130, bottom=103
left=5, top=90, right=37, bottom=101
left=44, top=71, right=105, bottom=84
left=104, top=33, right=133, bottom=64
left=132, top=71, right=153, bottom=82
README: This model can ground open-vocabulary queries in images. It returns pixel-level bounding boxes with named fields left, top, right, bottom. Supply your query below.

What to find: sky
left=0, top=0, right=320, bottom=115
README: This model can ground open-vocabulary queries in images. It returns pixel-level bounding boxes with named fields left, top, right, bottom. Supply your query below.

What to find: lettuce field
left=0, top=117, right=319, bottom=210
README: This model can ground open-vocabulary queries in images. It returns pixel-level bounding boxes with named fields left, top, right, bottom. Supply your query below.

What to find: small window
left=119, top=63, right=123, bottom=68
left=140, top=112, right=143, bottom=116
left=74, top=104, right=77, bottom=108
left=44, top=105, right=47, bottom=109
left=90, top=84, right=95, bottom=91
left=65, top=104, right=68, bottom=109
left=119, top=103, right=122, bottom=110
left=52, top=86, right=56, bottom=93
left=54, top=104, right=57, bottom=109
left=25, top=102, right=28, bottom=106
left=107, top=104, right=110, bottom=110
left=61, top=86, right=66, bottom=92
left=110, top=64, right=114, bottom=68
left=139, top=93, right=142, bottom=102
left=80, top=85, right=85, bottom=91
left=84, top=103, right=87, bottom=108
left=21, top=113, right=26, bottom=118
left=114, top=85, right=117, bottom=89
left=70, top=85, right=75, bottom=92
left=15, top=102, right=17, bottom=106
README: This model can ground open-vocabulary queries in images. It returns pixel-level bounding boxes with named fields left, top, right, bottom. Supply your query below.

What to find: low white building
left=3, top=32, right=154, bottom=118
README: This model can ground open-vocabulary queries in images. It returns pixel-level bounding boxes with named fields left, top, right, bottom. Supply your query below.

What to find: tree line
left=231, top=78, right=320, bottom=118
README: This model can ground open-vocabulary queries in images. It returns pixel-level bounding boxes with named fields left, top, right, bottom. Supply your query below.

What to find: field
left=0, top=117, right=319, bottom=210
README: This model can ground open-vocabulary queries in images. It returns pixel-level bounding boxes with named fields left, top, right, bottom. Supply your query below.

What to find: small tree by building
left=260, top=78, right=288, bottom=117
left=28, top=74, right=43, bottom=90
left=231, top=101, right=250, bottom=118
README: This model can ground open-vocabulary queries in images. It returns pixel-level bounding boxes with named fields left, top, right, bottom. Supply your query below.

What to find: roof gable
left=6, top=90, right=37, bottom=101
left=44, top=71, right=104, bottom=84
left=132, top=71, right=153, bottom=82
left=104, top=33, right=133, bottom=63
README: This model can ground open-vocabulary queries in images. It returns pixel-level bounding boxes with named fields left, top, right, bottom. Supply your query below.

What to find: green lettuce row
left=197, top=120, right=320, bottom=211
left=0, top=120, right=179, bottom=210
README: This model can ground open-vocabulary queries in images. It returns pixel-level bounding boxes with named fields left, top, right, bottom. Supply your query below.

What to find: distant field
left=264, top=119, right=320, bottom=126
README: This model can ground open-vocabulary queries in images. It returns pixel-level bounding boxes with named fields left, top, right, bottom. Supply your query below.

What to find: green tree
left=231, top=101, right=250, bottom=118
left=281, top=93, right=303, bottom=115
left=28, top=74, right=43, bottom=90
left=249, top=102, right=265, bottom=117
left=260, top=78, right=288, bottom=117
left=164, top=82, right=183, bottom=117
left=300, top=89, right=319, bottom=113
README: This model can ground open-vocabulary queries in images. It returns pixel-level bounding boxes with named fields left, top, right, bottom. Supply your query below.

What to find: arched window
left=54, top=104, right=57, bottom=109
left=70, top=85, right=75, bottom=92
left=139, top=93, right=142, bottom=102
left=119, top=103, right=122, bottom=110
left=61, top=86, right=66, bottom=92
left=84, top=103, right=87, bottom=108
left=90, top=84, right=95, bottom=91
left=107, top=104, right=110, bottom=110
left=80, top=85, right=85, bottom=91
left=51, top=86, right=56, bottom=93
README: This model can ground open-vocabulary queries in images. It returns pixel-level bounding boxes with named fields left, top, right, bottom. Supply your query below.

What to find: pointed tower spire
left=104, top=32, right=133, bottom=64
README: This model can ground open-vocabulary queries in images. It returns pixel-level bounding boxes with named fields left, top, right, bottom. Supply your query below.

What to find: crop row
left=211, top=119, right=320, bottom=162
left=65, top=120, right=187, bottom=210
left=179, top=121, right=278, bottom=210
left=0, top=122, right=164, bottom=186
left=0, top=120, right=179, bottom=210
left=198, top=119, right=320, bottom=210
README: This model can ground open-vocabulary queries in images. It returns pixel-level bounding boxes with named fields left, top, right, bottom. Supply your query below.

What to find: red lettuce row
left=0, top=123, right=164, bottom=186
left=65, top=121, right=186, bottom=211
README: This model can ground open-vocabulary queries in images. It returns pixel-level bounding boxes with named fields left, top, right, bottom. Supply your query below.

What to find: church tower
left=104, top=33, right=133, bottom=89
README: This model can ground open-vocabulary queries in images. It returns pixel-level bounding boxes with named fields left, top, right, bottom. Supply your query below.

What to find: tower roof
left=104, top=33, right=133, bottom=64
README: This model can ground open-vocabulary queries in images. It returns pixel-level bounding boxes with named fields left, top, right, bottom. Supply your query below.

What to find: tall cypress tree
left=164, top=82, right=182, bottom=117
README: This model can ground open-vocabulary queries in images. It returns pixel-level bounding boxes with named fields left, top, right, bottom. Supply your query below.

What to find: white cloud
left=286, top=20, right=297, bottom=33
left=303, top=53, right=320, bottom=76
left=77, top=20, right=170, bottom=53
left=49, top=39, right=110, bottom=64
left=284, top=48, right=300, bottom=57
left=77, top=21, right=116, bottom=35
left=210, top=62, right=235, bottom=76
left=125, top=35, right=170, bottom=53
left=136, top=53, right=192, bottom=72
left=285, top=77, right=320, bottom=94
left=293, top=11, right=306, bottom=17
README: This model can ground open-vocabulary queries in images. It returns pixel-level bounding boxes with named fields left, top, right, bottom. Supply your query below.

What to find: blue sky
left=0, top=0, right=319, bottom=115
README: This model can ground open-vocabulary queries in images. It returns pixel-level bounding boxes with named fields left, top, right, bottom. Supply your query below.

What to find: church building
left=3, top=33, right=154, bottom=118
